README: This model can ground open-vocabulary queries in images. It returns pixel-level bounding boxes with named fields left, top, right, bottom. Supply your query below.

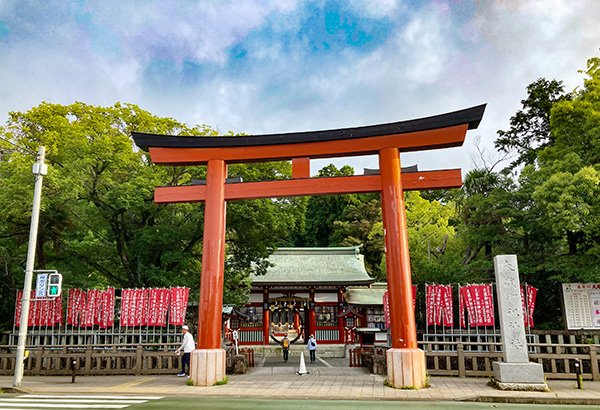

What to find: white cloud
left=0, top=0, right=598, bottom=177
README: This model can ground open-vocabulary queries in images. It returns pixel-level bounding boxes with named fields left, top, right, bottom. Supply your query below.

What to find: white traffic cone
left=296, top=351, right=309, bottom=375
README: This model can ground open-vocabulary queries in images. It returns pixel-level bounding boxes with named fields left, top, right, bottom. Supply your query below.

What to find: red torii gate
left=133, top=104, right=485, bottom=387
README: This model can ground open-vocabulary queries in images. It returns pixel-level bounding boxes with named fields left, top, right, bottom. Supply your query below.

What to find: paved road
left=0, top=394, right=162, bottom=409
left=2, top=396, right=600, bottom=410
left=3, top=374, right=600, bottom=405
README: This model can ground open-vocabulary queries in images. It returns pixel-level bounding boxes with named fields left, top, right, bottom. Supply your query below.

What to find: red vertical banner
left=169, top=287, right=190, bottom=325
left=521, top=285, right=538, bottom=328
left=35, top=298, right=45, bottom=326
left=39, top=298, right=52, bottom=326
left=426, top=285, right=436, bottom=325
left=147, top=288, right=171, bottom=327
left=147, top=288, right=162, bottom=326
left=527, top=286, right=537, bottom=327
left=13, top=291, right=33, bottom=327
left=147, top=289, right=156, bottom=326
left=412, top=285, right=417, bottom=311
left=130, top=289, right=141, bottom=327
left=81, top=289, right=100, bottom=327
left=67, top=289, right=77, bottom=325
left=459, top=284, right=494, bottom=327
left=128, top=289, right=140, bottom=327
left=441, top=285, right=453, bottom=327
left=480, top=284, right=494, bottom=326
left=67, top=289, right=86, bottom=326
left=14, top=291, right=22, bottom=327
left=53, top=295, right=63, bottom=326
left=159, top=288, right=171, bottom=327
left=120, top=289, right=132, bottom=327
left=94, top=290, right=104, bottom=326
left=383, top=291, right=390, bottom=328
left=139, top=288, right=149, bottom=326
left=99, top=288, right=115, bottom=328
left=28, top=291, right=38, bottom=326
left=426, top=285, right=454, bottom=327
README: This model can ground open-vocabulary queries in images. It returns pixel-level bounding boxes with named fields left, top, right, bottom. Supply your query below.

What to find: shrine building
left=233, top=246, right=390, bottom=347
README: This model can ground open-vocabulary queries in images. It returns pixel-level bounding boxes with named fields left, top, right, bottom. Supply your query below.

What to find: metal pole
left=13, top=146, right=46, bottom=388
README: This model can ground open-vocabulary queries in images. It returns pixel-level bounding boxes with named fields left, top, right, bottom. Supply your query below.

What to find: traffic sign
left=35, top=274, right=48, bottom=298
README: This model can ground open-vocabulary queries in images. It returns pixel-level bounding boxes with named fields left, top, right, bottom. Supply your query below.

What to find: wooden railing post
left=590, top=346, right=600, bottom=381
left=84, top=346, right=92, bottom=375
left=457, top=343, right=466, bottom=377
left=135, top=345, right=143, bottom=376
left=34, top=348, right=42, bottom=375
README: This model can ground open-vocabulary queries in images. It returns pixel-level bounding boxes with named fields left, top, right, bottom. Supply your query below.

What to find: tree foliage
left=495, top=78, right=567, bottom=168
left=0, top=102, right=303, bottom=328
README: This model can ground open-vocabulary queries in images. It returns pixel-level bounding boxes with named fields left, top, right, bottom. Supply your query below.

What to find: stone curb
left=467, top=396, right=600, bottom=406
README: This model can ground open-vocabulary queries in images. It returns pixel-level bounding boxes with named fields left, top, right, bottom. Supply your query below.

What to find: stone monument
left=492, top=255, right=548, bottom=391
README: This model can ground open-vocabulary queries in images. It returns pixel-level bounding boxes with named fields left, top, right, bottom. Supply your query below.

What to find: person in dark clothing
left=282, top=334, right=290, bottom=362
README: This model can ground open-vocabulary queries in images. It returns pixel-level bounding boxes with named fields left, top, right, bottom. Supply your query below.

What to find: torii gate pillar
left=191, top=159, right=227, bottom=386
left=380, top=148, right=425, bottom=388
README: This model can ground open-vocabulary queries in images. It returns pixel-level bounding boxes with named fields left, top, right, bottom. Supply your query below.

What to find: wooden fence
left=365, top=339, right=600, bottom=380
left=0, top=343, right=255, bottom=376
left=3, top=332, right=600, bottom=380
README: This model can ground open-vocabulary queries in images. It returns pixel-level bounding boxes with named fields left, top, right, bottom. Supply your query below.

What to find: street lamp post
left=13, top=146, right=47, bottom=388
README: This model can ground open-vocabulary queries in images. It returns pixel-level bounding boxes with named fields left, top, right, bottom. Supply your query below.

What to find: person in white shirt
left=307, top=334, right=317, bottom=363
left=175, top=325, right=195, bottom=377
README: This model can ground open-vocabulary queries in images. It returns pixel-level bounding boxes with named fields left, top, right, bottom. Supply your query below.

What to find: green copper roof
left=345, top=283, right=387, bottom=305
left=251, top=247, right=374, bottom=286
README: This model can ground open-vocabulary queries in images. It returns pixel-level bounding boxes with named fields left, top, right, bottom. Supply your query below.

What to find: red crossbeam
left=154, top=169, right=462, bottom=203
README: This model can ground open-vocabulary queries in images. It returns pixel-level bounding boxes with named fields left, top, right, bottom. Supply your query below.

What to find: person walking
left=281, top=333, right=290, bottom=362
left=175, top=325, right=195, bottom=377
left=307, top=334, right=317, bottom=363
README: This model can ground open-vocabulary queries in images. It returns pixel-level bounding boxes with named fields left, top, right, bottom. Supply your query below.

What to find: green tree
left=495, top=78, right=567, bottom=168
left=0, top=102, right=303, bottom=329
left=300, top=164, right=356, bottom=246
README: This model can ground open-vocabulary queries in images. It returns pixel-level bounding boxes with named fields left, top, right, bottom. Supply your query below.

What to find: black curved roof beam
left=132, top=104, right=486, bottom=151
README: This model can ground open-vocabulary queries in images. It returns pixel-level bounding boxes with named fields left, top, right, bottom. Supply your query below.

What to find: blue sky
left=0, top=0, right=598, bottom=173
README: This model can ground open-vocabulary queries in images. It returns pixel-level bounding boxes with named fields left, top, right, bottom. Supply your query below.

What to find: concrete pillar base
left=386, top=348, right=427, bottom=389
left=189, top=349, right=226, bottom=386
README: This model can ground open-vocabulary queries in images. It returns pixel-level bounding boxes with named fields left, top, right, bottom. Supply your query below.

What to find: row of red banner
left=425, top=284, right=538, bottom=328
left=14, top=291, right=63, bottom=327
left=15, top=287, right=189, bottom=328
left=120, top=287, right=189, bottom=326
left=66, top=288, right=115, bottom=328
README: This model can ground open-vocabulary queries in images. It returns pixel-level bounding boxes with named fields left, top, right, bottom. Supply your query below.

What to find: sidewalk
left=2, top=370, right=600, bottom=405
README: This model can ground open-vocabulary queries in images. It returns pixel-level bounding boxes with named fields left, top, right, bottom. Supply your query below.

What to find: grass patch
left=215, top=376, right=229, bottom=385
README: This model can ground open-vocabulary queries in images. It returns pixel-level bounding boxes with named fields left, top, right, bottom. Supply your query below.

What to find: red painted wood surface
left=292, top=157, right=310, bottom=179
left=154, top=170, right=462, bottom=203
left=197, top=159, right=227, bottom=349
left=379, top=148, right=417, bottom=349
